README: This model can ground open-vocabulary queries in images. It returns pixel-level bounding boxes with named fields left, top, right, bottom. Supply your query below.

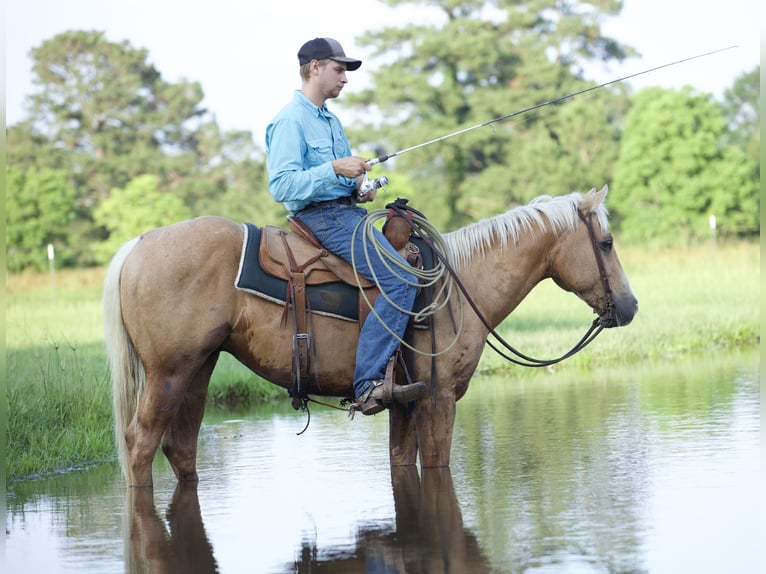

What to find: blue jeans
left=295, top=202, right=417, bottom=397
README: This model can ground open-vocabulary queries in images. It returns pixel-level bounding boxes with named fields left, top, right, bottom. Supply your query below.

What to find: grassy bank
left=6, top=241, right=759, bottom=482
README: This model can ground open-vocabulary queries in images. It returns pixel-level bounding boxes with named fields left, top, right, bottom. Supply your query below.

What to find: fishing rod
left=367, top=45, right=737, bottom=166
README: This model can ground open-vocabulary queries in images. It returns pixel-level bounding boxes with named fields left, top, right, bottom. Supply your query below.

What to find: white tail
left=102, top=236, right=143, bottom=484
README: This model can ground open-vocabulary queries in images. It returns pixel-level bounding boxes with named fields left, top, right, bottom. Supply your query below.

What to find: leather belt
left=301, top=196, right=354, bottom=212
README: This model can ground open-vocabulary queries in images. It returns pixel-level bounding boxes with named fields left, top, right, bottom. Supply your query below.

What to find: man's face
left=316, top=60, right=349, bottom=99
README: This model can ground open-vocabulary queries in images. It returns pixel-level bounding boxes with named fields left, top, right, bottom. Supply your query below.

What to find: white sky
left=4, top=0, right=761, bottom=146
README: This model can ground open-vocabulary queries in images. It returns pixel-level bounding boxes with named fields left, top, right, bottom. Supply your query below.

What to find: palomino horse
left=103, top=185, right=637, bottom=487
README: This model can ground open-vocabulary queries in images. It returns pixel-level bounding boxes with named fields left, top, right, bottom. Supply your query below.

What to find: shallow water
left=5, top=350, right=760, bottom=573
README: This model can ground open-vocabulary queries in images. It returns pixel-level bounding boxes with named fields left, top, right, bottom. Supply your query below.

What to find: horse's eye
left=600, top=236, right=613, bottom=252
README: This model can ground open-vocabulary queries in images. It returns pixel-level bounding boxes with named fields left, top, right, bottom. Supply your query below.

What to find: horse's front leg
left=413, top=388, right=456, bottom=468
left=388, top=403, right=419, bottom=466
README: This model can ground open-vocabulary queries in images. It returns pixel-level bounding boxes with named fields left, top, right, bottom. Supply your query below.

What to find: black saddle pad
left=235, top=223, right=434, bottom=323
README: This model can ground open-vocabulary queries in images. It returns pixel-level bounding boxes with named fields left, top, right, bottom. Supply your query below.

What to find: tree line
left=6, top=1, right=760, bottom=273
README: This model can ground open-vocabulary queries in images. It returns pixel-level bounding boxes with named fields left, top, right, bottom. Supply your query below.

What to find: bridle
left=392, top=203, right=616, bottom=368
left=577, top=210, right=616, bottom=329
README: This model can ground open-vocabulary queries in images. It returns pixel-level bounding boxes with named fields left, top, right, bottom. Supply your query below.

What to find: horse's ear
left=580, top=185, right=608, bottom=214
left=591, top=185, right=608, bottom=201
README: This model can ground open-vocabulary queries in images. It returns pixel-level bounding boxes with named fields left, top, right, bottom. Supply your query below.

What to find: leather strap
left=279, top=231, right=313, bottom=409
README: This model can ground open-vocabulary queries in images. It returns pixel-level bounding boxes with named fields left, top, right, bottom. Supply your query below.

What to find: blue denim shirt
left=265, top=90, right=357, bottom=214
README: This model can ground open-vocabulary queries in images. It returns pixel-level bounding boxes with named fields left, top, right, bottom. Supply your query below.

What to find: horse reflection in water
left=292, top=468, right=491, bottom=573
left=126, top=469, right=489, bottom=573
left=127, top=484, right=218, bottom=574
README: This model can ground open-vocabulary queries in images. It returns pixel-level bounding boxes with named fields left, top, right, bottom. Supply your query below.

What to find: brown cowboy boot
left=351, top=354, right=426, bottom=416
left=352, top=378, right=426, bottom=415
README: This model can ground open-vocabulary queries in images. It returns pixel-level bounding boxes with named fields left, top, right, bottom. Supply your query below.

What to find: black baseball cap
left=297, top=37, right=362, bottom=71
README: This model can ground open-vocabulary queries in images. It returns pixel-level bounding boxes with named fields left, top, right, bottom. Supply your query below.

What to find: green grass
left=5, top=241, right=759, bottom=481
left=7, top=342, right=113, bottom=479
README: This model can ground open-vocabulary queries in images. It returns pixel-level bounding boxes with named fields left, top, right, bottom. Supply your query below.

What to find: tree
left=7, top=30, right=274, bottom=268
left=478, top=87, right=628, bottom=208
left=179, top=124, right=284, bottom=227
left=93, top=174, right=191, bottom=263
left=721, top=66, right=760, bottom=182
left=23, top=30, right=208, bottom=194
left=5, top=167, right=78, bottom=272
left=611, top=86, right=759, bottom=243
left=345, top=0, right=632, bottom=229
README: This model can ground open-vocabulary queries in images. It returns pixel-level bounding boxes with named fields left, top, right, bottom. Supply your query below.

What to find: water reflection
left=126, top=467, right=489, bottom=574
left=450, top=352, right=760, bottom=573
left=127, top=484, right=218, bottom=573
left=289, top=467, right=491, bottom=573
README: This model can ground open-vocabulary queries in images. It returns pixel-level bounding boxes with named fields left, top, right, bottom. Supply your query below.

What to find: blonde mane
left=444, top=189, right=610, bottom=269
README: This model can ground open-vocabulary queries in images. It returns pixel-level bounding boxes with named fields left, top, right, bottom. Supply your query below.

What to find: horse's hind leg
left=162, top=354, right=219, bottom=483
left=126, top=372, right=190, bottom=487
left=127, top=357, right=216, bottom=487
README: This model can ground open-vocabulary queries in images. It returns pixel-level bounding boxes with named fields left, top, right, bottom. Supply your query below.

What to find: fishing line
left=368, top=46, right=737, bottom=166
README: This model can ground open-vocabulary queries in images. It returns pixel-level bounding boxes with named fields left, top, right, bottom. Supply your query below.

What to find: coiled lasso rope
left=350, top=209, right=464, bottom=356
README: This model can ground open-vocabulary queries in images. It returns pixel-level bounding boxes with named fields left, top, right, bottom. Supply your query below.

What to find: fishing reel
left=358, top=174, right=389, bottom=200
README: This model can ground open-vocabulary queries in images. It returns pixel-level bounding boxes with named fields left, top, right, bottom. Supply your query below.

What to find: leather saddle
left=258, top=216, right=375, bottom=290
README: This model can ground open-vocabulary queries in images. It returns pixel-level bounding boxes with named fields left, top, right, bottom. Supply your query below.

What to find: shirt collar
left=293, top=90, right=330, bottom=118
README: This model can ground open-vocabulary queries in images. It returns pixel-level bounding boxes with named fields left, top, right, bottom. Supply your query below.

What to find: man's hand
left=332, top=156, right=371, bottom=178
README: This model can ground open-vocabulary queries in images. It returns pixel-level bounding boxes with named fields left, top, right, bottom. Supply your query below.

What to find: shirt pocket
left=305, top=137, right=334, bottom=166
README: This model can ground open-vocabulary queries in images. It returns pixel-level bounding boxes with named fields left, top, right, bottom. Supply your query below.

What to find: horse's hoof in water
left=352, top=380, right=426, bottom=415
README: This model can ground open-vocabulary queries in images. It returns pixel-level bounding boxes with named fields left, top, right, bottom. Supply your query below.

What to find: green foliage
left=6, top=30, right=273, bottom=269
left=721, top=66, right=760, bottom=166
left=347, top=0, right=632, bottom=229
left=611, top=86, right=759, bottom=243
left=26, top=30, right=206, bottom=179
left=480, top=87, right=627, bottom=209
left=92, top=174, right=192, bottom=262
left=207, top=354, right=283, bottom=408
left=188, top=128, right=285, bottom=227
left=5, top=166, right=78, bottom=271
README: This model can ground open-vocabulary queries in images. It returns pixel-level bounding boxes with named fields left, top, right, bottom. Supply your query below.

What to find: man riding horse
left=265, top=37, right=425, bottom=415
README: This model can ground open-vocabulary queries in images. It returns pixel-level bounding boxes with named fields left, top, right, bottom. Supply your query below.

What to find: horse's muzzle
left=600, top=293, right=639, bottom=328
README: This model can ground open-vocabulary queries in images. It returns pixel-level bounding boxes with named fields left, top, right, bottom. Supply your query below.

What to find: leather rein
left=390, top=203, right=616, bottom=368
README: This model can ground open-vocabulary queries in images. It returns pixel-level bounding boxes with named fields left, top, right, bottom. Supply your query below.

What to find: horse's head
left=550, top=185, right=638, bottom=327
